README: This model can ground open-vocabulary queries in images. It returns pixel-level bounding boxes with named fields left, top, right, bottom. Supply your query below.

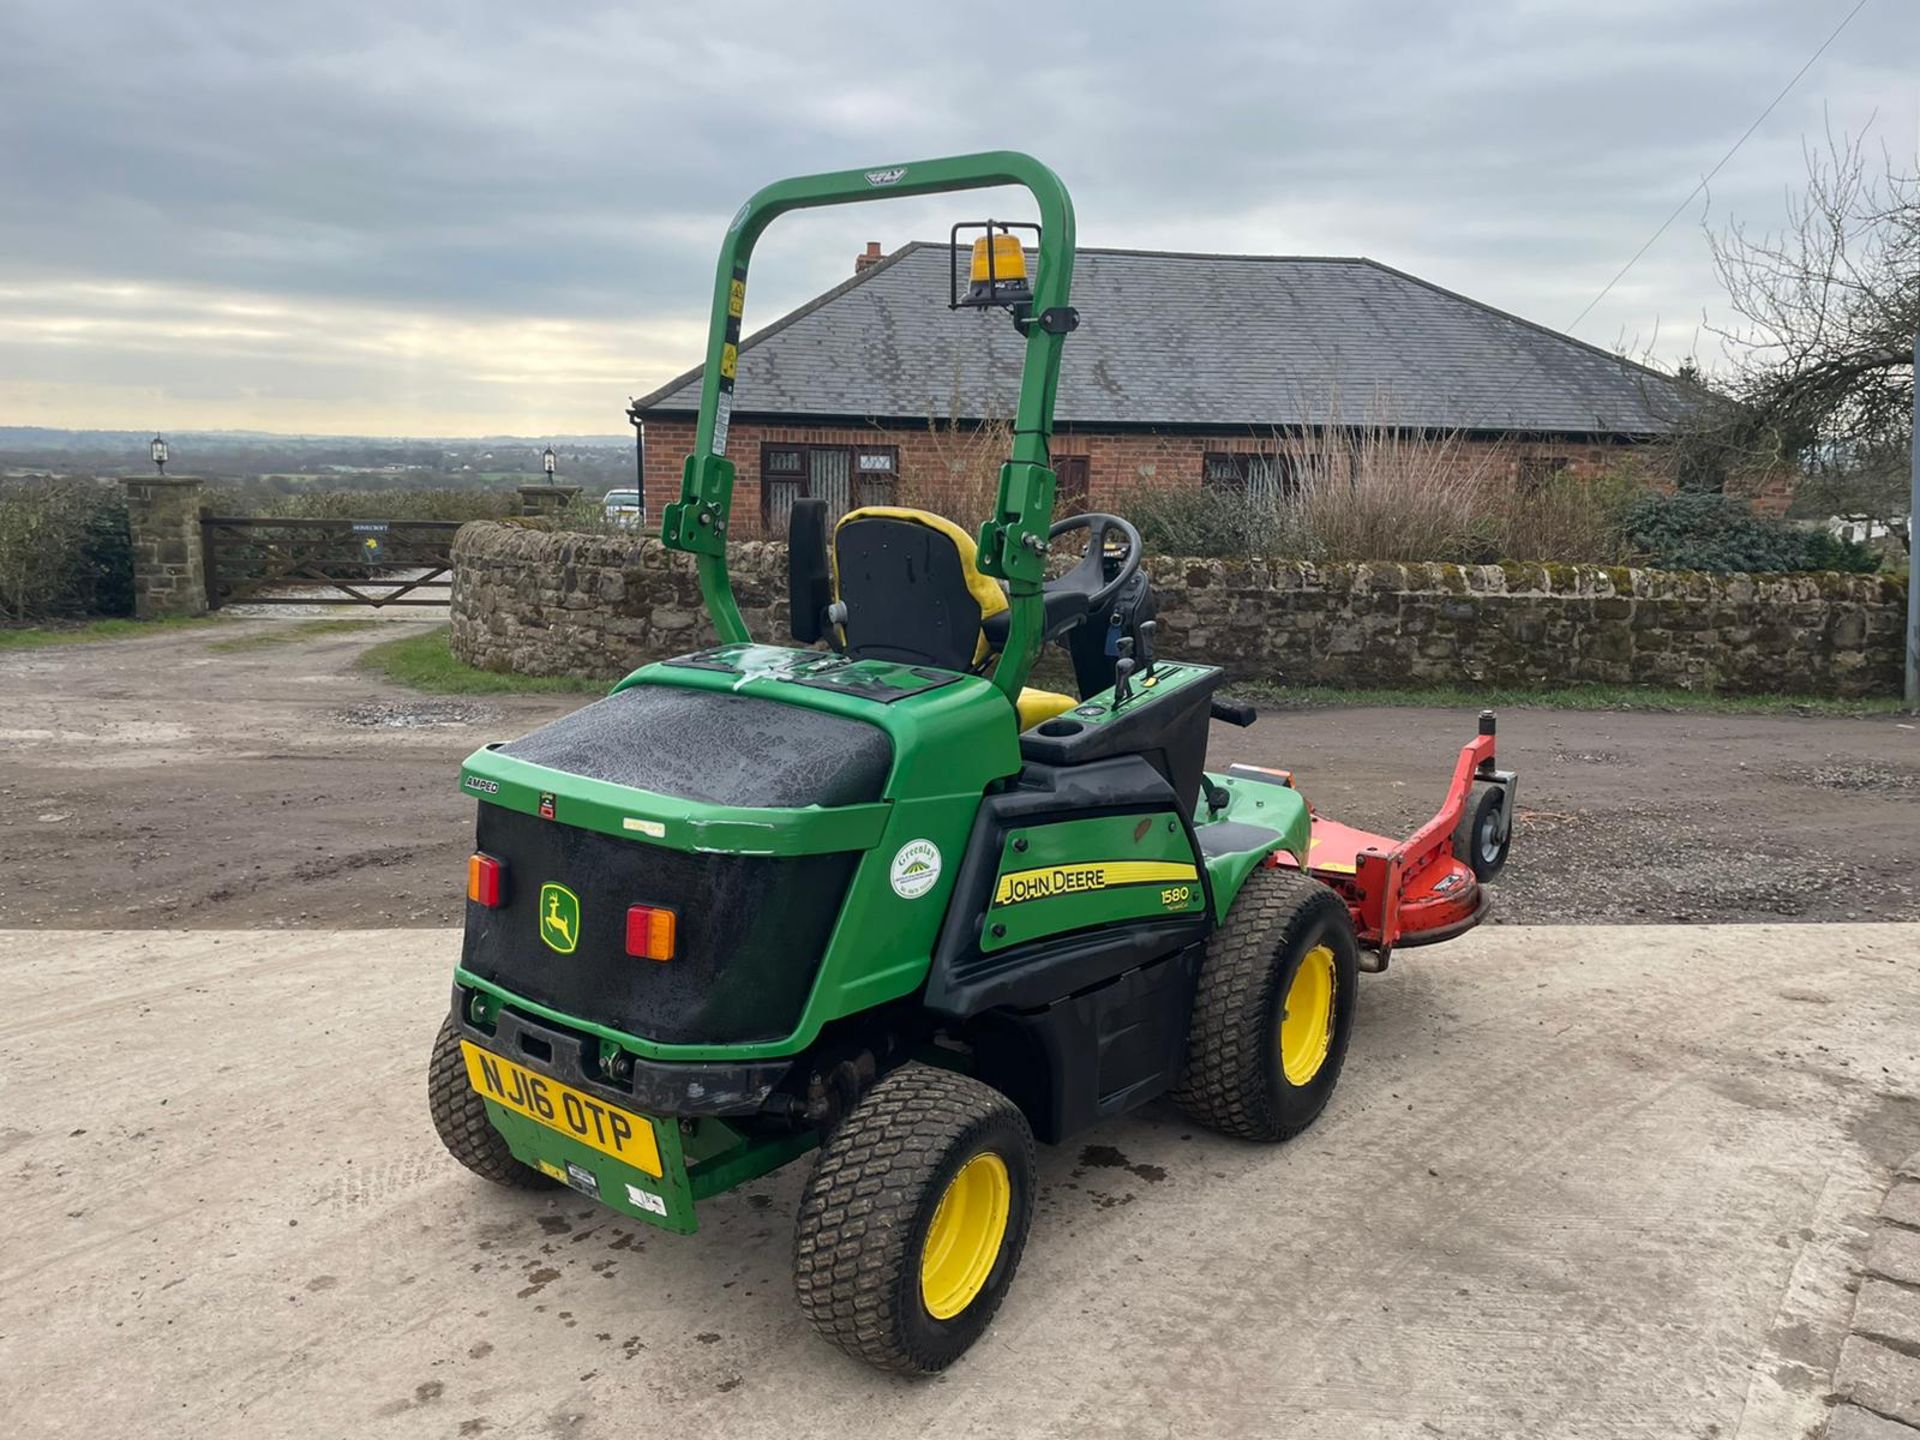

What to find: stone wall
left=450, top=522, right=791, bottom=680
left=1149, top=557, right=1901, bottom=695
left=449, top=522, right=1905, bottom=696
left=122, top=476, right=207, bottom=619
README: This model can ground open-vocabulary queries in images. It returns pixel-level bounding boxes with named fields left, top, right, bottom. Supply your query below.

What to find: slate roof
left=633, top=244, right=1691, bottom=437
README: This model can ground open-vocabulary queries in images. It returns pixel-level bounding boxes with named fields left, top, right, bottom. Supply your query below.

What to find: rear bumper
left=450, top=983, right=794, bottom=1118
left=451, top=985, right=820, bottom=1233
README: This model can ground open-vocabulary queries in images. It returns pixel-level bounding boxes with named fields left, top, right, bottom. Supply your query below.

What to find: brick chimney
left=854, top=241, right=884, bottom=274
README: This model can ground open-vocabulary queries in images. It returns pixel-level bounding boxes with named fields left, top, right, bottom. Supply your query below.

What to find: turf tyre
left=1171, top=866, right=1359, bottom=1141
left=427, top=1016, right=553, bottom=1189
left=793, top=1063, right=1035, bottom=1374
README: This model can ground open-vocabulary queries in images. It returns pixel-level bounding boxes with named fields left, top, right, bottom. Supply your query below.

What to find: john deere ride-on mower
left=429, top=151, right=1517, bottom=1373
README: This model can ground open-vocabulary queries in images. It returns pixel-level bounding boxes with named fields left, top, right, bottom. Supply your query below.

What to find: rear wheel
left=427, top=1017, right=553, bottom=1189
left=1452, top=779, right=1511, bottom=880
left=1172, top=867, right=1360, bottom=1141
left=793, top=1063, right=1035, bottom=1374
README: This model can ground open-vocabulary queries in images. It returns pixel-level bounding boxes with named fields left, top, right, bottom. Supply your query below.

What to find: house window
left=761, top=443, right=898, bottom=531
left=1202, top=451, right=1296, bottom=499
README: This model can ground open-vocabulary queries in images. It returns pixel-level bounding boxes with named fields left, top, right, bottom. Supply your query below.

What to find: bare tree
left=1705, top=125, right=1918, bottom=546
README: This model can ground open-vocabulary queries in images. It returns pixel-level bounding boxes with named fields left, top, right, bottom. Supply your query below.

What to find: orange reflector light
left=468, top=852, right=505, bottom=907
left=625, top=904, right=677, bottom=962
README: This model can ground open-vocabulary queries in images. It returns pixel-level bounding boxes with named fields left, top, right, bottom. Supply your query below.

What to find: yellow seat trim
left=1016, top=688, right=1077, bottom=730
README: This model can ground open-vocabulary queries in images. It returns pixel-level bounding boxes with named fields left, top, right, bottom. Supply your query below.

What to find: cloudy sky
left=0, top=0, right=1913, bottom=437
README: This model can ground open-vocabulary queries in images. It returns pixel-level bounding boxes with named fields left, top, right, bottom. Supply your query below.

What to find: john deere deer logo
left=539, top=883, right=580, bottom=954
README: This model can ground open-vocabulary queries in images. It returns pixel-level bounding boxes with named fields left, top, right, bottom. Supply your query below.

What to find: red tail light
left=467, top=852, right=505, bottom=907
left=625, top=904, right=677, bottom=962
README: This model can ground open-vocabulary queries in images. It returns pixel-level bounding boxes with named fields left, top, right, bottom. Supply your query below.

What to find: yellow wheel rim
left=1279, top=944, right=1336, bottom=1086
left=920, top=1152, right=1011, bottom=1320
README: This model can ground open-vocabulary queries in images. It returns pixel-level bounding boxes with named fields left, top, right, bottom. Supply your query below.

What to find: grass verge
left=1233, top=680, right=1909, bottom=717
left=0, top=614, right=227, bottom=649
left=357, top=625, right=605, bottom=695
left=355, top=626, right=1911, bottom=715
left=207, top=618, right=381, bottom=653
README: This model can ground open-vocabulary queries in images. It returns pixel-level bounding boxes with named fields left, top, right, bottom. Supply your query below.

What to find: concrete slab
left=4, top=923, right=1920, bottom=1440
left=1855, top=1280, right=1920, bottom=1354
left=1887, top=1181, right=1920, bottom=1231
left=1836, top=1336, right=1920, bottom=1429
left=1829, top=1404, right=1920, bottom=1440
left=1871, top=1229, right=1920, bottom=1288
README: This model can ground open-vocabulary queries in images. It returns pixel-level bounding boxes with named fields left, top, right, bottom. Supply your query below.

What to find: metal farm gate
left=199, top=514, right=462, bottom=609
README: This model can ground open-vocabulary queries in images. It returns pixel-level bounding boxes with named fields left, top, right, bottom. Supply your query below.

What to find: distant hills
left=0, top=427, right=631, bottom=449
left=0, top=427, right=641, bottom=490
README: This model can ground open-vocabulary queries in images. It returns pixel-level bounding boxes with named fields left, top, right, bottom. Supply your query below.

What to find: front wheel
left=793, top=1064, right=1035, bottom=1374
left=1453, top=779, right=1511, bottom=881
left=1172, top=867, right=1360, bottom=1142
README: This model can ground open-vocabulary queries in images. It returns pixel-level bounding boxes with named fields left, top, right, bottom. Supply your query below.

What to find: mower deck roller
left=429, top=151, right=1518, bottom=1374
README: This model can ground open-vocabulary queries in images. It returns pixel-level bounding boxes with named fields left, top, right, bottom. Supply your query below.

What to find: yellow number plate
left=460, top=1040, right=663, bottom=1177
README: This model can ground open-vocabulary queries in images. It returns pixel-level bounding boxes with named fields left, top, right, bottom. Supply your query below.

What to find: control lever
left=1137, top=619, right=1158, bottom=676
left=1112, top=637, right=1137, bottom=709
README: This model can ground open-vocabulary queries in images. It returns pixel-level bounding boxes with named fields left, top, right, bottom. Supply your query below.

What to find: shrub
left=1120, top=483, right=1303, bottom=559
left=1291, top=428, right=1507, bottom=564
left=0, top=478, right=134, bottom=622
left=1622, top=492, right=1879, bottom=573
left=1119, top=432, right=1637, bottom=568
left=1119, top=430, right=1868, bottom=575
left=70, top=490, right=134, bottom=616
left=1498, top=470, right=1639, bottom=566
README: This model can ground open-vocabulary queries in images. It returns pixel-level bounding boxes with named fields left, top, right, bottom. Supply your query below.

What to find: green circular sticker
left=889, top=839, right=941, bottom=899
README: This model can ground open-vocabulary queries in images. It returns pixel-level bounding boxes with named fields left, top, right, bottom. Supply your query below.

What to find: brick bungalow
left=628, top=242, right=1719, bottom=538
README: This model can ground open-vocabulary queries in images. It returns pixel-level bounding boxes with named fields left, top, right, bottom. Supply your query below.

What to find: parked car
left=602, top=488, right=643, bottom=528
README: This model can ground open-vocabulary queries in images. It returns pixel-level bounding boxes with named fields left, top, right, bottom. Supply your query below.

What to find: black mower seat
left=831, top=505, right=1075, bottom=731
left=833, top=506, right=1007, bottom=671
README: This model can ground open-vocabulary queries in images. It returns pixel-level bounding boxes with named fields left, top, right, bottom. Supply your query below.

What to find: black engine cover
left=496, top=683, right=891, bottom=809
left=463, top=682, right=887, bottom=1046
left=463, top=805, right=857, bottom=1046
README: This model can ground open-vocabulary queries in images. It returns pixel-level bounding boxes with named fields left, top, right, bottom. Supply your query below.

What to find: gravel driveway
left=0, top=618, right=1914, bottom=929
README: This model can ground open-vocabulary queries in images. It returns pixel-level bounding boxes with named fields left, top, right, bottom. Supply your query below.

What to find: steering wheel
left=1047, top=512, right=1143, bottom=617
left=979, top=511, right=1144, bottom=654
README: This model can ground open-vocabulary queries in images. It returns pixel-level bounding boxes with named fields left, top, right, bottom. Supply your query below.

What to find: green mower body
left=431, top=150, right=1418, bottom=1373
left=449, top=640, right=1309, bottom=1236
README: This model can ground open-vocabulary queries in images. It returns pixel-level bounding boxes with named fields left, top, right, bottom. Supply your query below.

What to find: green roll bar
left=658, top=150, right=1078, bottom=705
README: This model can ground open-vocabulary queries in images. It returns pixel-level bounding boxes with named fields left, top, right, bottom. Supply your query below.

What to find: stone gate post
left=121, top=476, right=208, bottom=619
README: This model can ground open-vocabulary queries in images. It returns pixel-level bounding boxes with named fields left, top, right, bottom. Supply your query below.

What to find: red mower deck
left=1239, top=713, right=1513, bottom=963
